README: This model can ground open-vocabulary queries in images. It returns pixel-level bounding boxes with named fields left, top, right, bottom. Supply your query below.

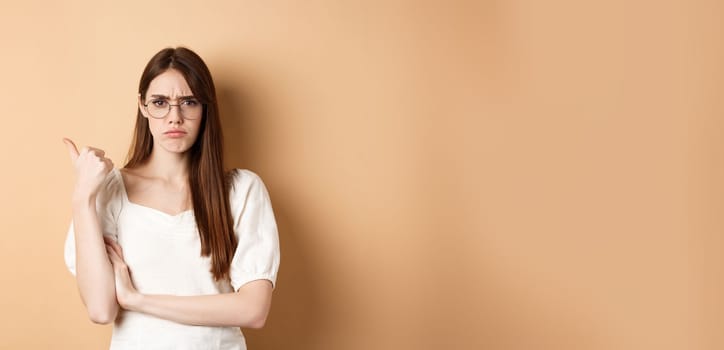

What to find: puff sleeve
left=228, top=169, right=281, bottom=291
left=63, top=169, right=123, bottom=276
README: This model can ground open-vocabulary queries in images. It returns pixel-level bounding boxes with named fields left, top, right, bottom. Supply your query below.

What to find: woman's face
left=138, top=69, right=203, bottom=155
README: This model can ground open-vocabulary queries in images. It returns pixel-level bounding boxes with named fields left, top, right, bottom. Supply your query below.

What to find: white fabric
left=64, top=168, right=280, bottom=350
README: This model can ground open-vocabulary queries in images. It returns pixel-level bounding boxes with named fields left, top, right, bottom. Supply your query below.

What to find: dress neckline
left=115, top=168, right=194, bottom=218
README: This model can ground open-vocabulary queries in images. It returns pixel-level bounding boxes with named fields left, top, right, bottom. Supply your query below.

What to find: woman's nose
left=167, top=105, right=184, bottom=124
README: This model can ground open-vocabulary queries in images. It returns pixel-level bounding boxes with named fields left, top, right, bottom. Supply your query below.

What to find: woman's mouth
left=164, top=130, right=187, bottom=138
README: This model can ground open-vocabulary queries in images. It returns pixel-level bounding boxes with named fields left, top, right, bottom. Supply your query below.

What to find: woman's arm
left=105, top=238, right=273, bottom=328
left=73, top=197, right=119, bottom=324
left=128, top=281, right=272, bottom=328
left=64, top=138, right=119, bottom=324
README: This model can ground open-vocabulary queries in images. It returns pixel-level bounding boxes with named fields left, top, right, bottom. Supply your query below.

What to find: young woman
left=62, top=47, right=280, bottom=350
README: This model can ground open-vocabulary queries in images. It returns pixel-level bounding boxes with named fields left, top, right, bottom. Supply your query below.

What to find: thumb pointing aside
left=62, top=137, right=80, bottom=162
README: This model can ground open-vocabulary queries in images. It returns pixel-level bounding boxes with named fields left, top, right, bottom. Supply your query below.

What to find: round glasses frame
left=141, top=98, right=205, bottom=120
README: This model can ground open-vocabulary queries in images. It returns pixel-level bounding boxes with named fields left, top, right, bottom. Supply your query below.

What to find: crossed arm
left=118, top=280, right=273, bottom=328
left=72, top=197, right=272, bottom=328
left=103, top=236, right=273, bottom=329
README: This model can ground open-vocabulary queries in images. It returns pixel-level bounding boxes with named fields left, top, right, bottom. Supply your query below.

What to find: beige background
left=0, top=1, right=721, bottom=349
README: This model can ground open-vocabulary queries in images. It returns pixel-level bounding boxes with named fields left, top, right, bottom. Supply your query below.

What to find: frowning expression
left=138, top=68, right=203, bottom=155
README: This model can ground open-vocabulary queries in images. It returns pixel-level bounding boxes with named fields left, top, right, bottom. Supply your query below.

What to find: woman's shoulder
left=95, top=168, right=125, bottom=207
left=227, top=168, right=272, bottom=206
left=103, top=168, right=124, bottom=192
left=227, top=168, right=265, bottom=193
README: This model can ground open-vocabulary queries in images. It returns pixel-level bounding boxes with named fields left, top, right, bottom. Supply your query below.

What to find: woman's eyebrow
left=149, top=94, right=196, bottom=100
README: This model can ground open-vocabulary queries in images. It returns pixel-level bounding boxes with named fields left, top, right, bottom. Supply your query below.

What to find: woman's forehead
left=146, top=69, right=193, bottom=98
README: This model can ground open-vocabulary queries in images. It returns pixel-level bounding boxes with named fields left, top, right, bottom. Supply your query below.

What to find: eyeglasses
left=142, top=98, right=204, bottom=119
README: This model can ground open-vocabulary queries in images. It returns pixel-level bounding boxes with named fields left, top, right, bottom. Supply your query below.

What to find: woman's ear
left=138, top=94, right=149, bottom=119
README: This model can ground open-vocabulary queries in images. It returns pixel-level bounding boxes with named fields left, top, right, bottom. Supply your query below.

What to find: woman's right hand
left=63, top=138, right=114, bottom=201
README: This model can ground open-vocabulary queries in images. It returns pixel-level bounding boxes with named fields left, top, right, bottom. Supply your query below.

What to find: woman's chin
left=157, top=140, right=193, bottom=154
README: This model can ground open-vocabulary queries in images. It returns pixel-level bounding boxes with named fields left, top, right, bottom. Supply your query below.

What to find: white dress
left=64, top=168, right=281, bottom=350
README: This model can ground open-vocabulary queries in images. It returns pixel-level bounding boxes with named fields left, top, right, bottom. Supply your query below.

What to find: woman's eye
left=151, top=100, right=167, bottom=107
left=183, top=99, right=199, bottom=106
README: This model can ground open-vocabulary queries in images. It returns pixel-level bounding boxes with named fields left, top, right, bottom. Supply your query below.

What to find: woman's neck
left=140, top=148, right=190, bottom=182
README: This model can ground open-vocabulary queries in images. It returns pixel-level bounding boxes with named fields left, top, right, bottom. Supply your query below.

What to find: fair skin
left=63, top=68, right=273, bottom=328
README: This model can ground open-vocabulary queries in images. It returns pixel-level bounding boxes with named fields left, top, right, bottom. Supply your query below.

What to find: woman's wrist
left=121, top=291, right=144, bottom=312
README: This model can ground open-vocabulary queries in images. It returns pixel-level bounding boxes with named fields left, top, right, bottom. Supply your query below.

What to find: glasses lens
left=146, top=99, right=169, bottom=119
left=179, top=100, right=203, bottom=120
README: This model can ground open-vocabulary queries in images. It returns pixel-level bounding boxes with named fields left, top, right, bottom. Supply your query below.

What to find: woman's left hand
left=104, top=236, right=141, bottom=310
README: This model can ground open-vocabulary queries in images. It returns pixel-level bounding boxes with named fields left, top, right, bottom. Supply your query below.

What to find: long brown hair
left=125, top=47, right=237, bottom=281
